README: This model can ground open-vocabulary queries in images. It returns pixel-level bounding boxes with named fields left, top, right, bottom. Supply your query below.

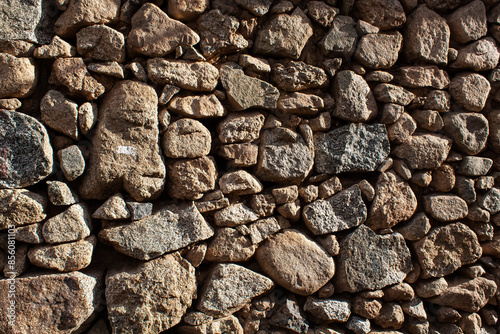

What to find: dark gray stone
left=269, top=295, right=309, bottom=333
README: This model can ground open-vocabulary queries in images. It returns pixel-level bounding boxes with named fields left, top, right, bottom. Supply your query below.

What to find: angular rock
left=214, top=203, right=259, bottom=227
left=218, top=112, right=265, bottom=144
left=256, top=127, right=314, bottom=184
left=374, top=302, right=405, bottom=329
left=106, top=252, right=197, bottom=333
left=269, top=296, right=309, bottom=333
left=43, top=203, right=91, bottom=244
left=255, top=229, right=335, bottom=296
left=247, top=217, right=285, bottom=244
left=443, top=112, right=489, bottom=155
left=128, top=3, right=199, bottom=57
left=479, top=187, right=500, bottom=214
left=78, top=102, right=98, bottom=134
left=332, top=70, right=378, bottom=122
left=306, top=1, right=337, bottom=27
left=355, top=0, right=406, bottom=30
left=404, top=5, right=450, bottom=65
left=14, top=222, right=44, bottom=244
left=28, top=236, right=95, bottom=272
left=452, top=38, right=499, bottom=71
left=80, top=80, right=165, bottom=201
left=49, top=57, right=105, bottom=100
left=425, top=90, right=451, bottom=112
left=198, top=263, right=274, bottom=317
left=335, top=225, right=412, bottom=293
left=415, top=277, right=448, bottom=298
left=277, top=92, right=324, bottom=116
left=271, top=61, right=328, bottom=92
left=47, top=181, right=78, bottom=206
left=239, top=54, right=271, bottom=73
left=219, top=170, right=263, bottom=195
left=0, top=189, right=46, bottom=230
left=147, top=59, right=219, bottom=91
left=458, top=156, right=493, bottom=176
left=168, top=157, right=217, bottom=200
left=168, top=0, right=208, bottom=20
left=205, top=227, right=256, bottom=262
left=396, top=66, right=450, bottom=89
left=373, top=84, right=415, bottom=106
left=414, top=222, right=481, bottom=278
left=423, top=195, right=468, bottom=222
left=447, top=0, right=487, bottom=44
left=254, top=8, right=312, bottom=59
left=354, top=32, right=402, bottom=69
left=163, top=119, right=211, bottom=158
left=221, top=67, right=279, bottom=111
left=54, top=0, right=121, bottom=37
left=168, top=94, right=225, bottom=118
left=448, top=72, right=490, bottom=112
left=99, top=202, right=213, bottom=260
left=219, top=143, right=259, bottom=167
left=315, top=123, right=390, bottom=174
left=0, top=53, right=37, bottom=98
left=40, top=90, right=78, bottom=139
left=58, top=145, right=85, bottom=181
left=387, top=112, right=416, bottom=144
left=76, top=25, right=125, bottom=62
left=304, top=297, right=351, bottom=323
left=92, top=193, right=130, bottom=220
left=319, top=15, right=358, bottom=58
left=0, top=110, right=53, bottom=188
left=0, top=271, right=97, bottom=333
left=392, top=133, right=452, bottom=169
left=126, top=201, right=153, bottom=221
left=34, top=36, right=76, bottom=59
left=235, top=0, right=272, bottom=16
left=367, top=172, right=417, bottom=230
left=303, top=185, right=367, bottom=235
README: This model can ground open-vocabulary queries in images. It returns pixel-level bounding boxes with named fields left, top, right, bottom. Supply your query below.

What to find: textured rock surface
left=0, top=54, right=37, bottom=99
left=0, top=189, right=46, bottom=229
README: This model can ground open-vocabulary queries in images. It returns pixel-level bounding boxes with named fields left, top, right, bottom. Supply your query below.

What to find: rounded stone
left=162, top=118, right=211, bottom=158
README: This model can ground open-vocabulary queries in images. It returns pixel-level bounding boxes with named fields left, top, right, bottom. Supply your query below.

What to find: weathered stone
left=387, top=113, right=416, bottom=144
left=92, top=193, right=130, bottom=220
left=219, top=143, right=259, bottom=167
left=246, top=216, right=285, bottom=244
left=198, top=263, right=274, bottom=317
left=126, top=201, right=153, bottom=221
left=428, top=277, right=497, bottom=313
left=335, top=225, right=412, bottom=293
left=347, top=315, right=371, bottom=334
left=414, top=222, right=481, bottom=278
left=49, top=58, right=105, bottom=100
left=163, top=119, right=211, bottom=158
left=256, top=229, right=335, bottom=296
left=0, top=110, right=53, bottom=188
left=393, top=133, right=452, bottom=169
left=354, top=32, right=402, bottom=69
left=303, top=185, right=367, bottom=235
left=315, top=123, right=390, bottom=174
left=306, top=1, right=337, bottom=27
left=87, top=61, right=124, bottom=78
left=271, top=61, right=328, bottom=92
left=43, top=203, right=91, bottom=244
left=380, top=103, right=404, bottom=124
left=404, top=5, right=450, bottom=65
left=0, top=189, right=46, bottom=230
left=415, top=277, right=448, bottom=298
left=448, top=73, right=490, bottom=112
left=168, top=0, right=208, bottom=20
left=34, top=36, right=75, bottom=59
left=219, top=170, right=263, bottom=195
left=106, top=252, right=197, bottom=333
left=256, top=127, right=314, bottom=184
left=319, top=15, right=358, bottom=58
left=239, top=54, right=271, bottom=73
left=15, top=223, right=44, bottom=244
left=366, top=172, right=417, bottom=230
left=373, top=84, right=415, bottom=106
left=277, top=92, right=324, bottom=116
left=80, top=81, right=165, bottom=201
left=412, top=109, right=444, bottom=131
left=452, top=38, right=499, bottom=71
left=168, top=94, right=225, bottom=118
left=99, top=202, right=213, bottom=260
left=254, top=8, right=312, bottom=59
left=221, top=67, right=279, bottom=111
left=128, top=3, right=199, bottom=57
left=0, top=271, right=97, bottom=333
left=218, top=112, right=265, bottom=145
left=425, top=90, right=451, bottom=111
left=214, top=203, right=259, bottom=227
left=40, top=90, right=78, bottom=139
left=205, top=227, right=256, bottom=262
left=443, top=112, right=489, bottom=155
left=58, top=145, right=85, bottom=182
left=479, top=187, right=500, bottom=214
left=458, top=156, right=493, bottom=176
left=304, top=297, right=351, bottom=323
left=332, top=70, right=378, bottom=122
left=355, top=0, right=406, bottom=30
left=0, top=53, right=37, bottom=99
left=78, top=102, right=97, bottom=134
left=447, top=0, right=487, bottom=44
left=54, top=0, right=120, bottom=37
left=168, top=157, right=217, bottom=200
left=374, top=302, right=405, bottom=329
left=147, top=59, right=219, bottom=91
left=423, top=195, right=468, bottom=222
left=396, top=66, right=450, bottom=89
left=235, top=0, right=272, bottom=16
left=47, top=181, right=78, bottom=206
left=76, top=25, right=125, bottom=62
left=0, top=98, right=21, bottom=110
left=198, top=10, right=248, bottom=58
left=488, top=109, right=500, bottom=153
left=28, top=236, right=95, bottom=271
left=269, top=295, right=309, bottom=333
left=250, top=193, right=276, bottom=217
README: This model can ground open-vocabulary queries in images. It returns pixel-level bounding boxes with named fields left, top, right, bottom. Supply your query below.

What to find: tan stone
left=163, top=119, right=211, bottom=158
left=168, top=94, right=225, bottom=118
left=0, top=53, right=37, bottom=98
left=168, top=157, right=217, bottom=200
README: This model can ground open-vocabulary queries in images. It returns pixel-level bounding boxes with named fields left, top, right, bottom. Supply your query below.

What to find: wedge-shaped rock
left=214, top=203, right=259, bottom=227
left=99, top=202, right=214, bottom=260
left=303, top=185, right=366, bottom=235
left=128, top=3, right=199, bottom=57
left=197, top=263, right=274, bottom=317
left=414, top=222, right=481, bottom=278
left=0, top=271, right=97, bottom=334
left=106, top=252, right=197, bottom=333
left=335, top=225, right=412, bottom=293
left=80, top=80, right=165, bottom=201
left=92, top=193, right=130, bottom=220
left=315, top=123, right=390, bottom=174
left=0, top=189, right=46, bottom=230
left=42, top=203, right=91, bottom=244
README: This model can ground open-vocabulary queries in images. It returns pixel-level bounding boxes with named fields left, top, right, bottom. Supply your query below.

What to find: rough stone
left=126, top=201, right=153, bottom=221
left=163, top=119, right=211, bottom=158
left=373, top=84, right=415, bottom=106
left=235, top=0, right=273, bottom=16
left=0, top=189, right=46, bottom=231
left=355, top=0, right=406, bottom=30
left=0, top=110, right=53, bottom=188
left=271, top=61, right=328, bottom=91
left=425, top=90, right=451, bottom=111
left=387, top=113, right=416, bottom=144
left=335, top=225, right=412, bottom=293
left=40, top=90, right=78, bottom=139
left=319, top=15, right=358, bottom=58
left=447, top=0, right=487, bottom=44
left=168, top=94, right=225, bottom=118
left=354, top=32, right=402, bottom=69
left=205, top=227, right=256, bottom=262
left=443, top=112, right=489, bottom=155
left=219, top=170, right=263, bottom=196
left=76, top=25, right=125, bottom=62
left=393, top=133, right=452, bottom=169
left=197, top=263, right=274, bottom=317
left=15, top=223, right=44, bottom=244
left=168, top=157, right=217, bottom=200
left=277, top=92, right=324, bottom=116
left=458, top=156, right=493, bottom=176
left=452, top=38, right=499, bottom=71
left=448, top=73, right=490, bottom=112
left=99, top=202, right=213, bottom=260
left=214, top=203, right=259, bottom=227
left=487, top=109, right=500, bottom=153
left=58, top=145, right=85, bottom=182
left=42, top=203, right=91, bottom=244
left=479, top=187, right=500, bottom=214
left=269, top=295, right=309, bottom=333
left=315, top=123, right=390, bottom=174
left=168, top=0, right=208, bottom=20
left=218, top=112, right=265, bottom=144
left=78, top=102, right=97, bottom=134
left=255, top=229, right=335, bottom=296
left=396, top=66, right=450, bottom=89
left=47, top=181, right=78, bottom=206
left=374, top=302, right=405, bottom=329
left=306, top=1, right=337, bottom=27
left=219, top=143, right=259, bottom=167
left=423, top=195, right=468, bottom=222
left=33, top=36, right=75, bottom=59
left=92, top=193, right=130, bottom=220
left=304, top=297, right=351, bottom=323
left=106, top=252, right=197, bottom=333
left=0, top=53, right=37, bottom=99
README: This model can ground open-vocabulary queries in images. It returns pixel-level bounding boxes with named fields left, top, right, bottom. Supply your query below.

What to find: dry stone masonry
left=1, top=0, right=500, bottom=333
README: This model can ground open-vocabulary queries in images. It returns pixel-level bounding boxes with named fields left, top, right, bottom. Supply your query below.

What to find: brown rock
left=0, top=53, right=37, bottom=98
left=219, top=170, right=263, bottom=195
left=78, top=102, right=98, bottom=134
left=256, top=229, right=335, bottom=296
left=271, top=60, right=328, bottom=92
left=306, top=1, right=337, bottom=27
left=40, top=90, right=78, bottom=139
left=355, top=0, right=406, bottom=30
left=354, top=32, right=402, bottom=69
left=448, top=72, right=490, bottom=112
left=429, top=164, right=455, bottom=192
left=43, top=203, right=91, bottom=244
left=80, top=80, right=165, bottom=201
left=393, top=133, right=452, bottom=169
left=447, top=0, right=487, bottom=44
left=92, top=193, right=130, bottom=220
left=487, top=109, right=500, bottom=153
left=205, top=227, right=256, bottom=262
left=396, top=66, right=450, bottom=89
left=168, top=94, right=225, bottom=118
left=128, top=3, right=200, bottom=57
left=214, top=203, right=259, bottom=227
left=353, top=297, right=383, bottom=320
left=76, top=24, right=125, bottom=62
left=277, top=92, right=324, bottom=116
left=162, top=119, right=211, bottom=158
left=423, top=195, right=468, bottom=222
left=0, top=189, right=46, bottom=230
left=452, top=38, right=499, bottom=71
left=415, top=277, right=448, bottom=298
left=168, top=0, right=208, bottom=20
left=219, top=143, right=259, bottom=167
left=218, top=112, right=265, bottom=144
left=374, top=303, right=405, bottom=330
left=168, top=157, right=217, bottom=200
left=33, top=36, right=76, bottom=59
left=387, top=113, right=416, bottom=144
